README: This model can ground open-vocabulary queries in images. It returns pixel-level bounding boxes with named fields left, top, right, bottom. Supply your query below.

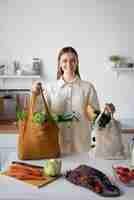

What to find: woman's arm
left=31, top=82, right=51, bottom=112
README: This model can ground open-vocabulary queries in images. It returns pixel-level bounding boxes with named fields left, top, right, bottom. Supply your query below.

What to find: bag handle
left=29, top=83, right=54, bottom=122
left=38, top=83, right=51, bottom=116
left=38, top=83, right=58, bottom=125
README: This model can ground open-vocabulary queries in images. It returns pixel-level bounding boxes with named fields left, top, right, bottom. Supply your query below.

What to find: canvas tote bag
left=18, top=83, right=60, bottom=160
left=90, top=118, right=125, bottom=159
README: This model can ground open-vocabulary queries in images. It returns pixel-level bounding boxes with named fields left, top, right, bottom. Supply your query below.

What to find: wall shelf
left=111, top=67, right=134, bottom=78
left=0, top=75, right=41, bottom=89
left=112, top=67, right=134, bottom=72
left=0, top=75, right=40, bottom=78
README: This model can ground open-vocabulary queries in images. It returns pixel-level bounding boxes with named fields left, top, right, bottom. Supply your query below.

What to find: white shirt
left=38, top=76, right=100, bottom=155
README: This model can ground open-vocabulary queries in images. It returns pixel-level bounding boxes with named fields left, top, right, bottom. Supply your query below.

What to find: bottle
left=13, top=60, right=21, bottom=75
left=130, top=138, right=134, bottom=166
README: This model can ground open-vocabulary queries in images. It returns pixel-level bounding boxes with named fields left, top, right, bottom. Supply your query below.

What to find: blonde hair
left=57, top=46, right=81, bottom=80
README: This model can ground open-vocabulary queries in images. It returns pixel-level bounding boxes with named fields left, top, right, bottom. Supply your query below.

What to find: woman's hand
left=32, top=81, right=41, bottom=95
left=104, top=103, right=115, bottom=115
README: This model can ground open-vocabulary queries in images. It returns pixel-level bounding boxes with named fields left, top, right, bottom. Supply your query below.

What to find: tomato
left=43, top=122, right=50, bottom=129
left=115, top=168, right=127, bottom=176
left=118, top=166, right=129, bottom=172
left=115, top=166, right=130, bottom=176
left=94, top=180, right=103, bottom=193
left=115, top=169, right=125, bottom=176
left=128, top=170, right=134, bottom=179
left=95, top=186, right=102, bottom=193
left=119, top=175, right=131, bottom=184
left=122, top=167, right=130, bottom=173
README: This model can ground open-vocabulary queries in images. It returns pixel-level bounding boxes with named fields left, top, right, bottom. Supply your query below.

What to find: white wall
left=0, top=0, right=134, bottom=119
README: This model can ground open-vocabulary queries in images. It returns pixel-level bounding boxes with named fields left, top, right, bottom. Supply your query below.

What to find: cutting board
left=1, top=171, right=59, bottom=188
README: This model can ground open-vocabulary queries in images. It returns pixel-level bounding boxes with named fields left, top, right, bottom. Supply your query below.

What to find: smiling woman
left=57, top=47, right=80, bottom=80
left=32, top=46, right=100, bottom=155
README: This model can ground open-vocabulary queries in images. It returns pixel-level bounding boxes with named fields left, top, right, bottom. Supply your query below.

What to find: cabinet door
left=0, top=134, right=17, bottom=170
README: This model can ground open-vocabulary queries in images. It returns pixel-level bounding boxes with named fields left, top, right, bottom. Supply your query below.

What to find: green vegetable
left=92, top=110, right=100, bottom=123
left=16, top=104, right=27, bottom=121
left=32, top=112, right=46, bottom=124
left=57, top=112, right=74, bottom=122
left=44, top=159, right=62, bottom=177
left=51, top=113, right=59, bottom=122
left=16, top=111, right=27, bottom=121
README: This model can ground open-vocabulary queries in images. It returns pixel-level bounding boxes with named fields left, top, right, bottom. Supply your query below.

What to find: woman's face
left=59, top=52, right=77, bottom=75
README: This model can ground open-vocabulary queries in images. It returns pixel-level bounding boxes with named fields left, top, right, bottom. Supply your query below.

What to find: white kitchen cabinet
left=0, top=134, right=18, bottom=167
left=122, top=133, right=134, bottom=158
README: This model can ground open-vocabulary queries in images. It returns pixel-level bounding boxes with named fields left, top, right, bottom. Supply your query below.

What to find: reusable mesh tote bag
left=89, top=106, right=125, bottom=159
left=92, top=118, right=125, bottom=159
left=18, top=83, right=60, bottom=160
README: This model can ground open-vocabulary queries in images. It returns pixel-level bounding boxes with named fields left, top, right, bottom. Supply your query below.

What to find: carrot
left=7, top=171, right=47, bottom=180
left=8, top=164, right=43, bottom=176
left=12, top=161, right=43, bottom=169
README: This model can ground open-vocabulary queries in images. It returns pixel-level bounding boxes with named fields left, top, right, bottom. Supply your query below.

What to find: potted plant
left=109, top=55, right=121, bottom=68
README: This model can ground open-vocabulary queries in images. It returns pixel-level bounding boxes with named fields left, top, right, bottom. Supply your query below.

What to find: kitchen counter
left=120, top=118, right=134, bottom=134
left=0, top=118, right=134, bottom=134
left=0, top=121, right=17, bottom=133
left=0, top=152, right=133, bottom=200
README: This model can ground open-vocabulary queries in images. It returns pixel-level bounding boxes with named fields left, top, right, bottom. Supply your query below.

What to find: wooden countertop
left=0, top=120, right=134, bottom=134
left=121, top=129, right=134, bottom=134
left=0, top=121, right=17, bottom=133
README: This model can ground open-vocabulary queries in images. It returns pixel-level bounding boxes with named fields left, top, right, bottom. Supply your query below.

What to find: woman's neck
left=63, top=73, right=76, bottom=83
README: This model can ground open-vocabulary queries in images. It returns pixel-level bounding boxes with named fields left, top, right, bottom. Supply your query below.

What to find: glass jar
left=32, top=58, right=41, bottom=75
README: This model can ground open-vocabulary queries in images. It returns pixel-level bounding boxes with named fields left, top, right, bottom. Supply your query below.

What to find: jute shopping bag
left=18, top=83, right=60, bottom=160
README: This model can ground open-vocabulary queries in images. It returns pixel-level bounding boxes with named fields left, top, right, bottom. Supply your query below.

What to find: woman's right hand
left=32, top=81, right=41, bottom=95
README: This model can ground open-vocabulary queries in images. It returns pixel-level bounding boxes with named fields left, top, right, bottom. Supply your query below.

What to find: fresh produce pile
left=4, top=161, right=134, bottom=195
left=65, top=165, right=120, bottom=197
left=16, top=103, right=80, bottom=124
left=113, top=165, right=134, bottom=185
left=6, top=159, right=62, bottom=181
